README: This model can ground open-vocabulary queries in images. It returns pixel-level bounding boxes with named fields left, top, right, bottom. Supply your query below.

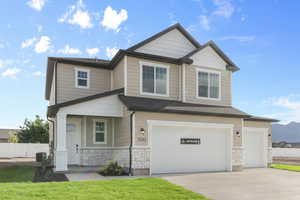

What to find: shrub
left=99, top=161, right=127, bottom=176
left=34, top=155, right=53, bottom=182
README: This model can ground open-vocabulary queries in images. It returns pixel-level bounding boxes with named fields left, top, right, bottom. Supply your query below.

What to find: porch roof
left=118, top=95, right=251, bottom=118
left=47, top=88, right=124, bottom=117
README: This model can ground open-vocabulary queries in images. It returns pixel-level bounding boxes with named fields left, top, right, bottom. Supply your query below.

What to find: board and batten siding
left=126, top=56, right=181, bottom=101
left=56, top=63, right=111, bottom=104
left=135, top=29, right=197, bottom=58
left=134, top=112, right=242, bottom=147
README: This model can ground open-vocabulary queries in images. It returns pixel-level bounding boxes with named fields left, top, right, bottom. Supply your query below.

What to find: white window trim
left=139, top=61, right=170, bottom=97
left=93, top=119, right=107, bottom=145
left=75, top=68, right=90, bottom=89
left=195, top=68, right=221, bottom=101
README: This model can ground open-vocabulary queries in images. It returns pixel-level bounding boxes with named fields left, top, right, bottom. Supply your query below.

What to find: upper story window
left=75, top=68, right=90, bottom=88
left=93, top=119, right=107, bottom=144
left=140, top=62, right=169, bottom=96
left=197, top=69, right=221, bottom=100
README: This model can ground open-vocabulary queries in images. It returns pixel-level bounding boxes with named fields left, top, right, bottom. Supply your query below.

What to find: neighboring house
left=45, top=23, right=278, bottom=175
left=0, top=129, right=18, bottom=143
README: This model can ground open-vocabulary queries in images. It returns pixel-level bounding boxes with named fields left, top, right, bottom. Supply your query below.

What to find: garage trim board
left=147, top=120, right=234, bottom=175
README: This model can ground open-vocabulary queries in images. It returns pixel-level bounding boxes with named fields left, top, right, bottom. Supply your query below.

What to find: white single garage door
left=244, top=128, right=268, bottom=168
left=150, top=121, right=233, bottom=174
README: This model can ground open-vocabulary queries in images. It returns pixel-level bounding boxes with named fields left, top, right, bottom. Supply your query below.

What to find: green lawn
left=0, top=166, right=35, bottom=183
left=0, top=166, right=209, bottom=200
left=271, top=164, right=300, bottom=172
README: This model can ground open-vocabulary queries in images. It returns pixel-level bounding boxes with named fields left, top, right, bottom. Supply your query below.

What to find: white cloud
left=27, top=0, right=46, bottom=11
left=34, top=36, right=51, bottom=53
left=37, top=24, right=43, bottom=32
left=86, top=48, right=99, bottom=56
left=59, top=0, right=93, bottom=29
left=212, top=0, right=235, bottom=18
left=0, top=59, right=13, bottom=69
left=58, top=45, right=81, bottom=55
left=218, top=36, right=255, bottom=42
left=21, top=37, right=37, bottom=48
left=23, top=59, right=31, bottom=64
left=2, top=67, right=21, bottom=79
left=101, top=6, right=128, bottom=32
left=0, top=42, right=4, bottom=48
left=200, top=15, right=210, bottom=31
left=106, top=47, right=118, bottom=59
left=265, top=95, right=300, bottom=123
left=33, top=71, right=44, bottom=77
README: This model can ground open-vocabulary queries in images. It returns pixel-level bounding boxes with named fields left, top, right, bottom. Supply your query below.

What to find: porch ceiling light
left=236, top=131, right=240, bottom=137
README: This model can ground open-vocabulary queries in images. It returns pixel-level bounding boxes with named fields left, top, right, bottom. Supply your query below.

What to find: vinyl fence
left=272, top=148, right=300, bottom=158
left=0, top=143, right=49, bottom=158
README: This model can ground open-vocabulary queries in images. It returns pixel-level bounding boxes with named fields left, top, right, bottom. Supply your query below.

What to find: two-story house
left=45, top=23, right=278, bottom=175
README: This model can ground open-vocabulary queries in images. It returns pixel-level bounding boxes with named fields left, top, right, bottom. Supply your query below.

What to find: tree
left=8, top=131, right=18, bottom=143
left=17, top=115, right=49, bottom=143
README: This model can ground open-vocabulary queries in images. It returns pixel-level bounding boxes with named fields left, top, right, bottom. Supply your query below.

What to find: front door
left=66, top=118, right=81, bottom=165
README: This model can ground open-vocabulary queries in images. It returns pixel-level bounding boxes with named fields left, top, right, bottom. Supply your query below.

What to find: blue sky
left=0, top=0, right=299, bottom=128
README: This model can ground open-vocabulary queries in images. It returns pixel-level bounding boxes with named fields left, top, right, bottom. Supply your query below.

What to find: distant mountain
left=272, top=122, right=300, bottom=142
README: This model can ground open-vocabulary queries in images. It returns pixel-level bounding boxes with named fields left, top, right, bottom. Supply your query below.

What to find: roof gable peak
left=127, top=23, right=201, bottom=52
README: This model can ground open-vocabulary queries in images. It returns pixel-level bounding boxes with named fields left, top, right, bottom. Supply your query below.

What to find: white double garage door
left=149, top=121, right=268, bottom=174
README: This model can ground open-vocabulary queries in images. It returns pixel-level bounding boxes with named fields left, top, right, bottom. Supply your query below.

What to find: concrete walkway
left=65, top=173, right=105, bottom=181
left=163, top=168, right=300, bottom=200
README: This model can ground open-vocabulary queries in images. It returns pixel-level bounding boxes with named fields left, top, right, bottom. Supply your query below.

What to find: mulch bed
left=33, top=167, right=68, bottom=182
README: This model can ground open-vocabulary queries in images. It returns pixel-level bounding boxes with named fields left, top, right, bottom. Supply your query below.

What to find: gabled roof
left=119, top=95, right=251, bottom=118
left=47, top=88, right=124, bottom=117
left=127, top=23, right=201, bottom=51
left=183, top=40, right=240, bottom=72
left=45, top=23, right=240, bottom=100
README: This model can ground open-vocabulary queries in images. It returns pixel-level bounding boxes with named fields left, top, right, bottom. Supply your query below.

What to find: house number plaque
left=180, top=138, right=201, bottom=145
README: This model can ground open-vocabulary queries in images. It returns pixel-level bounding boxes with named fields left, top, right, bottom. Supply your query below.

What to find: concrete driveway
left=162, top=168, right=300, bottom=200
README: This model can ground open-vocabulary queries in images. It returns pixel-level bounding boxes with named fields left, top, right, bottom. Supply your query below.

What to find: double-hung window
left=93, top=120, right=106, bottom=144
left=141, top=62, right=169, bottom=96
left=197, top=70, right=220, bottom=100
left=75, top=68, right=89, bottom=88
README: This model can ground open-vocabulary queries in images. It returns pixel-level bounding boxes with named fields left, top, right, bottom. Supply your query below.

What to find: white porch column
left=54, top=111, right=68, bottom=171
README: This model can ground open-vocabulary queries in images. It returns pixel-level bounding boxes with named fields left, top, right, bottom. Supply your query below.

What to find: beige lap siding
left=112, top=58, right=124, bottom=90
left=134, top=112, right=242, bottom=147
left=56, top=63, right=111, bottom=104
left=84, top=117, right=113, bottom=147
left=126, top=56, right=181, bottom=101
left=114, top=107, right=131, bottom=147
left=185, top=65, right=232, bottom=106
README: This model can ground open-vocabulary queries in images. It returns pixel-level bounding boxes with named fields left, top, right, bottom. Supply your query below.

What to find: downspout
left=47, top=116, right=55, bottom=161
left=129, top=111, right=135, bottom=176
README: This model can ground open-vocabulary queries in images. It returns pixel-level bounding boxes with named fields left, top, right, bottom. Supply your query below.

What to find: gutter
left=129, top=111, right=135, bottom=176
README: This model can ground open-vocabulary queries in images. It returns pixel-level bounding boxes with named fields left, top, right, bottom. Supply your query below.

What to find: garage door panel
left=244, top=128, right=267, bottom=168
left=151, top=125, right=231, bottom=174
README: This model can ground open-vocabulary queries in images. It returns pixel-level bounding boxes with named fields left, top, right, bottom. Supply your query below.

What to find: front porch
left=53, top=94, right=128, bottom=172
